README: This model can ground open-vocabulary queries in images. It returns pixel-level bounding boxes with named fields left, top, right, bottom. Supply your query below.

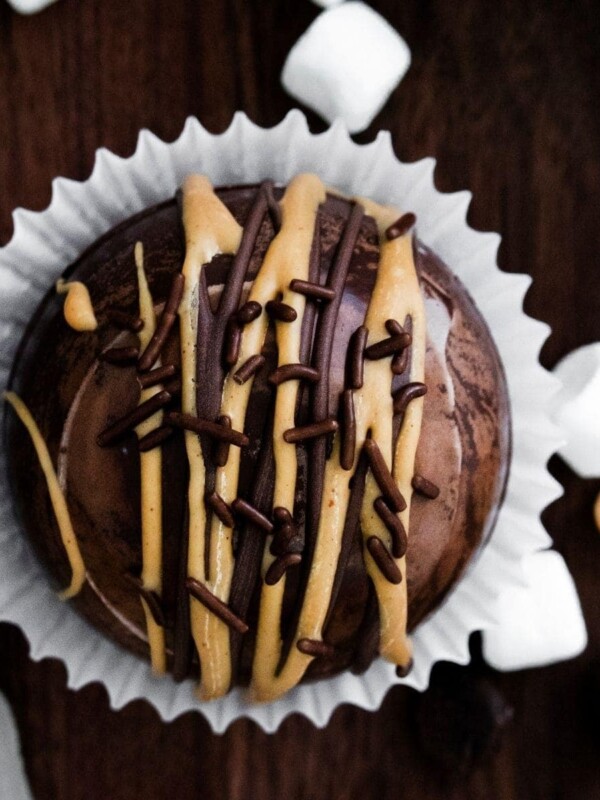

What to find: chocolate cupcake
left=4, top=171, right=509, bottom=702
left=0, top=115, right=557, bottom=728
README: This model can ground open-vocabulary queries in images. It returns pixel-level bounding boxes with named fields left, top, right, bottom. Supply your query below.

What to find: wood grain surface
left=1, top=1, right=599, bottom=798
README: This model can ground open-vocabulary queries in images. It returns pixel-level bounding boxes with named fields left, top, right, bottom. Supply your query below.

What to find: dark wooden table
left=1, top=1, right=599, bottom=798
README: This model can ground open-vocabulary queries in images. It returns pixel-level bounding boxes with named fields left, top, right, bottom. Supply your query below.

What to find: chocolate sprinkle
left=269, top=364, right=320, bottom=386
left=273, top=507, right=292, bottom=524
left=214, top=415, right=232, bottom=467
left=385, top=319, right=404, bottom=336
left=396, top=658, right=414, bottom=678
left=393, top=381, right=427, bottom=416
left=297, top=638, right=337, bottom=659
left=373, top=496, right=408, bottom=558
left=363, top=438, right=407, bottom=513
left=366, top=536, right=403, bottom=584
left=186, top=577, right=249, bottom=635
left=364, top=332, right=412, bottom=361
left=138, top=425, right=174, bottom=453
left=224, top=316, right=242, bottom=366
left=265, top=300, right=297, bottom=323
left=283, top=418, right=338, bottom=444
left=385, top=212, right=416, bottom=240
left=347, top=325, right=369, bottom=389
left=231, top=498, right=274, bottom=534
left=289, top=279, right=336, bottom=302
left=107, top=309, right=144, bottom=333
left=100, top=346, right=139, bottom=365
left=139, top=587, right=166, bottom=627
left=340, top=389, right=356, bottom=471
left=164, top=378, right=182, bottom=396
left=270, top=509, right=304, bottom=556
left=137, top=273, right=185, bottom=372
left=391, top=347, right=409, bottom=375
left=233, top=354, right=266, bottom=385
left=206, top=491, right=235, bottom=528
left=236, top=300, right=262, bottom=324
left=138, top=363, right=178, bottom=389
left=265, top=552, right=302, bottom=586
left=166, top=411, right=249, bottom=447
left=97, top=389, right=172, bottom=447
left=412, top=474, right=440, bottom=499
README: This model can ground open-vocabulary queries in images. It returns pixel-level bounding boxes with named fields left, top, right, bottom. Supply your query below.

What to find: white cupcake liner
left=0, top=111, right=563, bottom=733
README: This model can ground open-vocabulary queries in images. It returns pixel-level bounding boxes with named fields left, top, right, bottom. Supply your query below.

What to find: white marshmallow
left=0, top=693, right=33, bottom=800
left=482, top=550, right=587, bottom=671
left=282, top=2, right=411, bottom=134
left=310, top=0, right=346, bottom=8
left=552, top=343, right=600, bottom=478
left=6, top=0, right=59, bottom=13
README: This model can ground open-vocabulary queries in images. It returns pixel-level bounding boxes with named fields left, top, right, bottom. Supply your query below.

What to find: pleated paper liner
left=0, top=112, right=563, bottom=733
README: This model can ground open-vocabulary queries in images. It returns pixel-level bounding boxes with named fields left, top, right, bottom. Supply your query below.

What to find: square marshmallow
left=552, top=343, right=600, bottom=478
left=282, top=2, right=411, bottom=133
left=482, top=550, right=587, bottom=672
left=6, top=0, right=59, bottom=13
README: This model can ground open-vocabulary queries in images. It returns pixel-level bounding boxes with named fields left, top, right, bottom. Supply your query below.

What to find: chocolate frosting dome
left=5, top=177, right=510, bottom=701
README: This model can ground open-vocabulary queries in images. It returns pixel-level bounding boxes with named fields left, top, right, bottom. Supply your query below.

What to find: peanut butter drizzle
left=3, top=391, right=86, bottom=600
left=134, top=242, right=167, bottom=674
left=180, top=176, right=243, bottom=699
left=250, top=198, right=424, bottom=702
left=56, top=279, right=98, bottom=332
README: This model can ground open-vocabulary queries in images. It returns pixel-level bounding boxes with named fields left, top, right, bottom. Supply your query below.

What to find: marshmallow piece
left=6, top=0, right=59, bottom=12
left=0, top=693, right=34, bottom=800
left=552, top=343, right=600, bottom=478
left=282, top=2, right=411, bottom=134
left=482, top=550, right=587, bottom=671
left=310, top=0, right=346, bottom=7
